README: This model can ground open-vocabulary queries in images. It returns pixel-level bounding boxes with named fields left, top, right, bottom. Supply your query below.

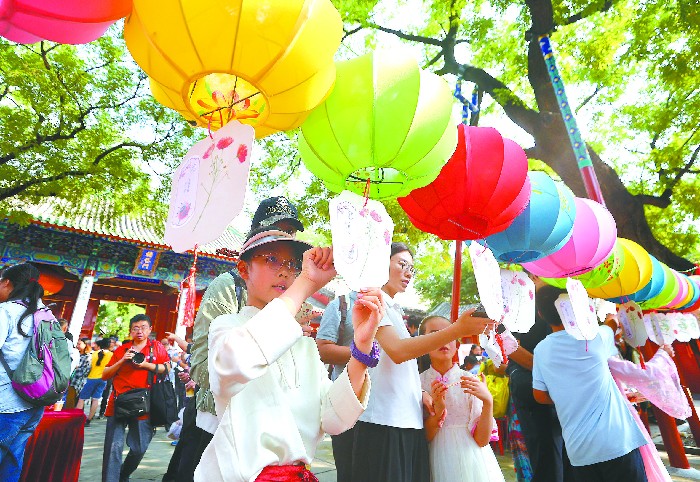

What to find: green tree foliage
left=94, top=301, right=146, bottom=341
left=0, top=32, right=198, bottom=224
left=413, top=242, right=479, bottom=310
left=326, top=0, right=699, bottom=273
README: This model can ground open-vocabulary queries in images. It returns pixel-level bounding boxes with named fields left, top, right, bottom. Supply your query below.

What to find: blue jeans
left=0, top=406, right=45, bottom=482
left=102, top=416, right=154, bottom=482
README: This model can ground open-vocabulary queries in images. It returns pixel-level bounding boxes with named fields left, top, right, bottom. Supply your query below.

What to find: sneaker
left=170, top=440, right=178, bottom=446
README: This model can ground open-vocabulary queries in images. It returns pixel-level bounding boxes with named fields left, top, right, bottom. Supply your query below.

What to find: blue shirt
left=0, top=301, right=38, bottom=413
left=316, top=292, right=356, bottom=380
left=532, top=325, right=647, bottom=466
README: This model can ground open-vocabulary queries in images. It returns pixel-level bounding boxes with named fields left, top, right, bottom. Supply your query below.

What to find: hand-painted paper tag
left=618, top=301, right=647, bottom=347
left=655, top=313, right=677, bottom=345
left=165, top=121, right=254, bottom=253
left=684, top=314, right=700, bottom=339
left=479, top=331, right=504, bottom=368
left=643, top=313, right=665, bottom=345
left=566, top=278, right=598, bottom=340
left=670, top=313, right=691, bottom=343
left=500, top=269, right=535, bottom=333
left=469, top=243, right=504, bottom=321
left=555, top=292, right=597, bottom=341
left=329, top=191, right=394, bottom=291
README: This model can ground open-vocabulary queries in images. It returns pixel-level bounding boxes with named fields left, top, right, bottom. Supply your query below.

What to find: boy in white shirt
left=194, top=228, right=383, bottom=482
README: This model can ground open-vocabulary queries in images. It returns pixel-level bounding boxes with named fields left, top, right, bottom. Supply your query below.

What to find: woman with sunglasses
left=318, top=242, right=494, bottom=482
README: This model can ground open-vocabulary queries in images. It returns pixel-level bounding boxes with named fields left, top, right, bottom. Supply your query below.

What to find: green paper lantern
left=639, top=264, right=679, bottom=310
left=299, top=51, right=457, bottom=199
left=541, top=239, right=624, bottom=289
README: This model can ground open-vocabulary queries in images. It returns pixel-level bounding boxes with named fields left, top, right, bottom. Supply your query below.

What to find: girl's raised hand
left=351, top=288, right=384, bottom=350
left=461, top=374, right=493, bottom=403
left=299, top=247, right=337, bottom=289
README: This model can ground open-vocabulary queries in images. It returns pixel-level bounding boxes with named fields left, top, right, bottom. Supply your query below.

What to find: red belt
left=255, top=465, right=319, bottom=482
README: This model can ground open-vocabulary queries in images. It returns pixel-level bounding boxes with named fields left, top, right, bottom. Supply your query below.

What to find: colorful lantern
left=586, top=238, right=652, bottom=299
left=0, top=0, right=131, bottom=44
left=663, top=272, right=691, bottom=309
left=397, top=125, right=530, bottom=238
left=680, top=276, right=700, bottom=312
left=299, top=51, right=457, bottom=199
left=479, top=171, right=576, bottom=263
left=37, top=270, right=65, bottom=296
left=639, top=265, right=679, bottom=310
left=542, top=240, right=624, bottom=289
left=521, top=198, right=616, bottom=278
left=608, top=254, right=665, bottom=303
left=124, top=0, right=342, bottom=137
left=672, top=276, right=697, bottom=309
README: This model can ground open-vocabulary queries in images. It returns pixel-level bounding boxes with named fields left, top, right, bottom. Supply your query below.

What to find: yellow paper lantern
left=586, top=238, right=652, bottom=299
left=124, top=0, right=342, bottom=138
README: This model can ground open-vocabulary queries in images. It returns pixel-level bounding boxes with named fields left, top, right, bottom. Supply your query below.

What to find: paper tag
left=555, top=292, right=598, bottom=341
left=684, top=314, right=700, bottom=339
left=478, top=332, right=504, bottom=368
left=655, top=313, right=677, bottom=345
left=164, top=120, right=254, bottom=253
left=469, top=243, right=504, bottom=321
left=618, top=301, right=647, bottom=347
left=329, top=191, right=394, bottom=291
left=643, top=313, right=665, bottom=345
left=670, top=313, right=691, bottom=343
left=500, top=270, right=535, bottom=333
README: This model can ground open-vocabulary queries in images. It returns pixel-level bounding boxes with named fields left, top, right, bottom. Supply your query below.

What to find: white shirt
left=194, top=298, right=370, bottom=482
left=358, top=295, right=423, bottom=429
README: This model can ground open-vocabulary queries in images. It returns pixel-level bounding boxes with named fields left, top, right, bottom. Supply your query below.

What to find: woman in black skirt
left=350, top=243, right=493, bottom=482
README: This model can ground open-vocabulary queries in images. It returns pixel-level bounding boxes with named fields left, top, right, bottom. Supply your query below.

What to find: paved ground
left=77, top=413, right=700, bottom=482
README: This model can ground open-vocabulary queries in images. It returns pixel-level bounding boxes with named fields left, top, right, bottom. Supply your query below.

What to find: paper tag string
left=177, top=246, right=199, bottom=328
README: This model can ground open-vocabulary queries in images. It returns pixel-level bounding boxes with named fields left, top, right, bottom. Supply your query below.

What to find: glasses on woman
left=397, top=260, right=416, bottom=276
left=253, top=254, right=302, bottom=275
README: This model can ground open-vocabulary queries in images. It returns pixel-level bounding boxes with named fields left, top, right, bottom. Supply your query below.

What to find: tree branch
left=560, top=0, right=615, bottom=26
left=575, top=85, right=601, bottom=113
left=365, top=22, right=443, bottom=46
left=635, top=190, right=672, bottom=208
left=343, top=26, right=363, bottom=41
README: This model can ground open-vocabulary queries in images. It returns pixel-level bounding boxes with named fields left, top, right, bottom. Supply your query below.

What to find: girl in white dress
left=419, top=316, right=505, bottom=482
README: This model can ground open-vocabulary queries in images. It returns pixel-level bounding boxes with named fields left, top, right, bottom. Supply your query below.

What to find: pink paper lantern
left=398, top=125, right=530, bottom=240
left=522, top=198, right=617, bottom=278
left=0, top=0, right=131, bottom=44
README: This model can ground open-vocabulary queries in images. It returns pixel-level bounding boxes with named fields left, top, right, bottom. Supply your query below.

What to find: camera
left=172, top=364, right=184, bottom=374
left=465, top=303, right=489, bottom=318
left=131, top=351, right=145, bottom=364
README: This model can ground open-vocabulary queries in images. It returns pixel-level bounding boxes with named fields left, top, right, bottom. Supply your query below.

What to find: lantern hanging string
left=362, top=178, right=371, bottom=208
left=454, top=81, right=479, bottom=125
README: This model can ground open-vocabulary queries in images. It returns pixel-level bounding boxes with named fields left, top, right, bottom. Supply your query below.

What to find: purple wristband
left=350, top=340, right=380, bottom=368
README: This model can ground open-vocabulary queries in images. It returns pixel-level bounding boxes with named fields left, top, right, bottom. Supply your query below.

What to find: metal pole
left=538, top=35, right=606, bottom=206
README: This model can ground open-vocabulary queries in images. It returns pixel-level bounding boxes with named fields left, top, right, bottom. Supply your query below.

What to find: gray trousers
left=102, top=416, right=154, bottom=482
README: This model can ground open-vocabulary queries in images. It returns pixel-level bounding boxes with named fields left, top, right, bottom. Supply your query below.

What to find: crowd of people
left=0, top=195, right=687, bottom=482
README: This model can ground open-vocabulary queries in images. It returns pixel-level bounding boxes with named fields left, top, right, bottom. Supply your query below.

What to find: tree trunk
left=523, top=0, right=694, bottom=272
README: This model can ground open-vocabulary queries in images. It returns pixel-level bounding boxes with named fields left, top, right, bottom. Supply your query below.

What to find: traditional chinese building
left=0, top=200, right=244, bottom=340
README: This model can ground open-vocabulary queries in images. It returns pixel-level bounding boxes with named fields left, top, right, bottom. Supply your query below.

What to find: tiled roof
left=429, top=301, right=472, bottom=319
left=22, top=199, right=244, bottom=258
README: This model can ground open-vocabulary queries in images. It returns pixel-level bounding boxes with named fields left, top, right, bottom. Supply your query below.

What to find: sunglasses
left=252, top=254, right=302, bottom=275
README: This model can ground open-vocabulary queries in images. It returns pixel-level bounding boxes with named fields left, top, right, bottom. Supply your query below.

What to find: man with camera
left=101, top=314, right=171, bottom=482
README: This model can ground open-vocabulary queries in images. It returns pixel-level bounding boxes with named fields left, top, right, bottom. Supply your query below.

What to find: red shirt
left=104, top=339, right=170, bottom=418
